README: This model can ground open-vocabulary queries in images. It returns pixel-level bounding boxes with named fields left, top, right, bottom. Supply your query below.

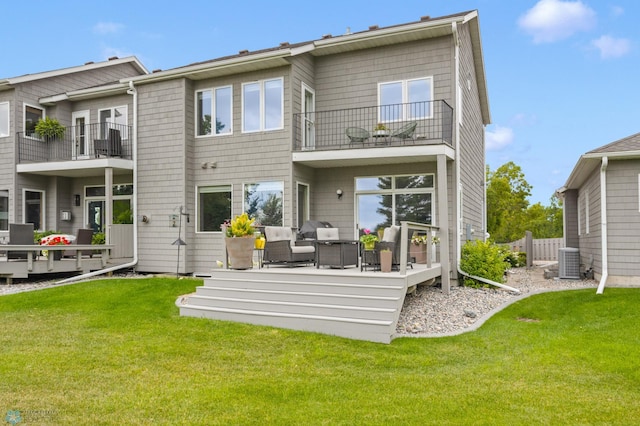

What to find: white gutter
left=596, top=157, right=608, bottom=294
left=450, top=22, right=519, bottom=294
left=56, top=81, right=139, bottom=284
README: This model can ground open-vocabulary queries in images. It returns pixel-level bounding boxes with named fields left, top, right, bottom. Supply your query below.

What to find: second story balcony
left=17, top=122, right=132, bottom=164
left=293, top=100, right=453, bottom=153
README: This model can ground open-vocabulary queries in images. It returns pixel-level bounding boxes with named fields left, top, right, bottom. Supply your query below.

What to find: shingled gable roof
left=560, top=131, right=640, bottom=192
left=124, top=10, right=490, bottom=124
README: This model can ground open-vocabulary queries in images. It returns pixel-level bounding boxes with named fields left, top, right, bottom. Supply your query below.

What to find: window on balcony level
left=242, top=78, right=283, bottom=133
left=24, top=104, right=44, bottom=138
left=378, top=77, right=433, bottom=123
left=99, top=106, right=128, bottom=139
left=196, top=86, right=232, bottom=137
left=0, top=102, right=8, bottom=137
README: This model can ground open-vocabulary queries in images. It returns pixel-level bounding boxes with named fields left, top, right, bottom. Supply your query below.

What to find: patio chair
left=94, top=128, right=122, bottom=157
left=315, top=228, right=359, bottom=269
left=263, top=226, right=315, bottom=267
left=345, top=127, right=370, bottom=144
left=63, top=228, right=94, bottom=258
left=7, top=223, right=35, bottom=260
left=390, top=121, right=417, bottom=143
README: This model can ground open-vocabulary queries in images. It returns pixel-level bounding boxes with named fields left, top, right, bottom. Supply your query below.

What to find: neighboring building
left=0, top=10, right=490, bottom=285
left=558, top=132, right=640, bottom=292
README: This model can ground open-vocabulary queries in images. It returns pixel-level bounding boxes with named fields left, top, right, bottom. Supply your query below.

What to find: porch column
left=437, top=154, right=450, bottom=294
left=105, top=167, right=113, bottom=244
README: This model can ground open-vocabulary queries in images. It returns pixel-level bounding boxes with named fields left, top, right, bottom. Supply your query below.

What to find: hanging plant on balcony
left=35, top=117, right=66, bottom=141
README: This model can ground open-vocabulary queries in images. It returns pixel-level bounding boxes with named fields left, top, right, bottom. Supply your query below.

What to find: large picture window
left=197, top=185, right=232, bottom=232
left=243, top=181, right=283, bottom=226
left=196, top=87, right=232, bottom=136
left=0, top=190, right=8, bottom=231
left=378, top=77, right=433, bottom=123
left=0, top=102, right=8, bottom=137
left=24, top=104, right=44, bottom=137
left=355, top=175, right=434, bottom=233
left=242, top=78, right=283, bottom=132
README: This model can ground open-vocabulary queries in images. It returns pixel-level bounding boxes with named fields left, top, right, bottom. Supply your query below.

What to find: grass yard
left=0, top=277, right=639, bottom=425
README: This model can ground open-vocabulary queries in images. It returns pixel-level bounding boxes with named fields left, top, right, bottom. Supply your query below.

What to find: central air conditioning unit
left=558, top=247, right=580, bottom=279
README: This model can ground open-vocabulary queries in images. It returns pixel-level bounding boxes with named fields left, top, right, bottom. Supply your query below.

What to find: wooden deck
left=179, top=262, right=441, bottom=344
left=0, top=244, right=117, bottom=283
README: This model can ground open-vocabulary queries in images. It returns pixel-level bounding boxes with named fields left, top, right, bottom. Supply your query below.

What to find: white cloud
left=610, top=6, right=624, bottom=18
left=486, top=126, right=514, bottom=151
left=591, top=35, right=631, bottom=59
left=101, top=46, right=133, bottom=60
left=518, top=0, right=596, bottom=44
left=93, top=22, right=124, bottom=35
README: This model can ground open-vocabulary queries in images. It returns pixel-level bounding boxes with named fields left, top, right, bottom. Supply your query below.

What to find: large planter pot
left=225, top=236, right=256, bottom=270
left=379, top=250, right=392, bottom=273
left=410, top=244, right=427, bottom=264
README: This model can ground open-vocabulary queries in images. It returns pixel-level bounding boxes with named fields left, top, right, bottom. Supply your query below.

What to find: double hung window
left=242, top=78, right=283, bottom=132
left=196, top=86, right=232, bottom=136
left=24, top=104, right=44, bottom=138
left=378, top=77, right=433, bottom=123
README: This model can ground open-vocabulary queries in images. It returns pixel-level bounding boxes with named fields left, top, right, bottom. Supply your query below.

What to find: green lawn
left=0, top=278, right=638, bottom=425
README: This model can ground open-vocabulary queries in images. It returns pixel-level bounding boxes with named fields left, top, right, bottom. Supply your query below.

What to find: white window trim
left=585, top=191, right=589, bottom=235
left=377, top=76, right=434, bottom=123
left=23, top=103, right=45, bottom=139
left=195, top=86, right=233, bottom=138
left=23, top=188, right=45, bottom=231
left=195, top=184, right=233, bottom=233
left=241, top=77, right=284, bottom=133
left=577, top=193, right=582, bottom=236
left=296, top=181, right=310, bottom=228
left=0, top=102, right=9, bottom=137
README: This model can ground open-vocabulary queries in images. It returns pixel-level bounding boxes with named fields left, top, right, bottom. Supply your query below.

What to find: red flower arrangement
left=40, top=234, right=72, bottom=258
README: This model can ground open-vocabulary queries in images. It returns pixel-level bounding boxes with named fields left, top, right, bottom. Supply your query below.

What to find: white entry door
left=72, top=110, right=90, bottom=159
left=302, top=83, right=315, bottom=150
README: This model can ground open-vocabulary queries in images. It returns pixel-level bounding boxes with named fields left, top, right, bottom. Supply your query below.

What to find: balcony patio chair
left=263, top=226, right=315, bottom=267
left=63, top=228, right=94, bottom=258
left=361, top=225, right=412, bottom=271
left=7, top=223, right=35, bottom=260
left=315, top=228, right=359, bottom=269
left=390, top=121, right=417, bottom=143
left=345, top=127, right=370, bottom=144
left=94, top=128, right=122, bottom=158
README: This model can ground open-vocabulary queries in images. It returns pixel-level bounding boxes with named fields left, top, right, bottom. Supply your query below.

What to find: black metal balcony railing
left=17, top=122, right=132, bottom=164
left=293, top=100, right=453, bottom=152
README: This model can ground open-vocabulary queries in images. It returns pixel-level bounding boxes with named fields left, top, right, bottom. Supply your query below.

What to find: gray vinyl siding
left=457, top=22, right=485, bottom=245
left=314, top=37, right=454, bottom=111
left=0, top=93, right=14, bottom=229
left=605, top=160, right=640, bottom=276
left=563, top=189, right=579, bottom=248
left=577, top=172, right=601, bottom=273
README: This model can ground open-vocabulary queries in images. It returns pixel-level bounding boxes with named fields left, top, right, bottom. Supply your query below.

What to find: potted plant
left=379, top=248, right=392, bottom=272
left=223, top=212, right=256, bottom=269
left=374, top=123, right=389, bottom=136
left=410, top=234, right=429, bottom=264
left=35, top=117, right=66, bottom=142
left=359, top=228, right=379, bottom=250
left=39, top=233, right=72, bottom=260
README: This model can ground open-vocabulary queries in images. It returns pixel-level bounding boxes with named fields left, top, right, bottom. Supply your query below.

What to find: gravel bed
left=395, top=265, right=597, bottom=337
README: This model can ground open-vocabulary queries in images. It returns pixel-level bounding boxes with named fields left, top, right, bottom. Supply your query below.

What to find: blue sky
left=2, top=0, right=638, bottom=205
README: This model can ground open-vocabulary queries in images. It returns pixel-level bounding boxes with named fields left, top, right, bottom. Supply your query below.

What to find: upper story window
left=0, top=190, right=8, bottom=231
left=24, top=104, right=44, bottom=138
left=196, top=86, right=232, bottom=137
left=99, top=106, right=128, bottom=139
left=378, top=77, right=433, bottom=123
left=242, top=78, right=283, bottom=133
left=0, top=102, right=8, bottom=137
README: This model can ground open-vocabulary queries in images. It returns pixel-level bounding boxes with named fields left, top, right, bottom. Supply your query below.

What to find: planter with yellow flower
left=224, top=213, right=256, bottom=269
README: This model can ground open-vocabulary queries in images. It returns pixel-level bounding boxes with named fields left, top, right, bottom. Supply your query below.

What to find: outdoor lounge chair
left=390, top=121, right=417, bottom=143
left=94, top=128, right=122, bottom=157
left=345, top=127, right=370, bottom=144
left=263, top=226, right=315, bottom=267
left=361, top=225, right=412, bottom=271
left=315, top=228, right=359, bottom=269
left=7, top=223, right=35, bottom=260
left=63, top=228, right=94, bottom=258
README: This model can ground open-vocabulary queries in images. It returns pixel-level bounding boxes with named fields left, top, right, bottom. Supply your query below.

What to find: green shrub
left=460, top=240, right=510, bottom=288
left=517, top=251, right=527, bottom=267
left=92, top=232, right=105, bottom=245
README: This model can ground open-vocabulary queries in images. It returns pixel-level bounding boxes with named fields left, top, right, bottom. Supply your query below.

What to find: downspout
left=596, top=157, right=608, bottom=294
left=56, top=81, right=139, bottom=284
left=451, top=22, right=519, bottom=294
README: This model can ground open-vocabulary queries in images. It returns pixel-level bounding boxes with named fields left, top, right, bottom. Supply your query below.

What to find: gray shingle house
left=558, top=132, right=640, bottom=293
left=1, top=10, right=489, bottom=294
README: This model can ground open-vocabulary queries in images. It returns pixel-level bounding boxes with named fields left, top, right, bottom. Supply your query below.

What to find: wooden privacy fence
left=506, top=235, right=564, bottom=261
